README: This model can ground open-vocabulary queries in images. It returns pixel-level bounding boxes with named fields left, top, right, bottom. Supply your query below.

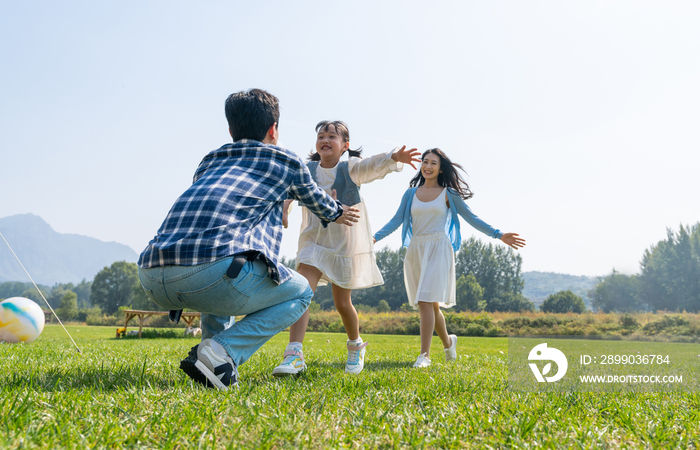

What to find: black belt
left=226, top=251, right=260, bottom=278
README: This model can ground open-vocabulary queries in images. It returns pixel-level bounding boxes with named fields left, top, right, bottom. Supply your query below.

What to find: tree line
left=15, top=220, right=696, bottom=318
left=593, top=223, right=700, bottom=313
left=2, top=237, right=542, bottom=318
left=0, top=262, right=153, bottom=320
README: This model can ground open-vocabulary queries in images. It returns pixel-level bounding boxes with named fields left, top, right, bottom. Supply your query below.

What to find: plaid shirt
left=138, top=139, right=343, bottom=283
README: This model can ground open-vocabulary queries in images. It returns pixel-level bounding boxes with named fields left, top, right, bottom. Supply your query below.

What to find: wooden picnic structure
left=122, top=310, right=201, bottom=338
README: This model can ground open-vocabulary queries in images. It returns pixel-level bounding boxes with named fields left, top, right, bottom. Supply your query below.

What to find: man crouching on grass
left=137, top=88, right=359, bottom=390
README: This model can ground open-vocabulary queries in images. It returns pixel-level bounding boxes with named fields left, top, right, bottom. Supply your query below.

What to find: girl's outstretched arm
left=373, top=189, right=412, bottom=243
left=450, top=191, right=503, bottom=239
left=348, top=146, right=419, bottom=186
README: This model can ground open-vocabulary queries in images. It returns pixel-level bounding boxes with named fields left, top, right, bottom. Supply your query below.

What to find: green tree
left=455, top=273, right=485, bottom=312
left=47, top=285, right=71, bottom=309
left=541, top=290, right=586, bottom=313
left=0, top=281, right=50, bottom=300
left=455, top=237, right=527, bottom=312
left=20, top=287, right=45, bottom=304
left=639, top=224, right=700, bottom=312
left=376, top=299, right=391, bottom=313
left=400, top=302, right=414, bottom=312
left=44, top=282, right=92, bottom=309
left=56, top=291, right=78, bottom=320
left=279, top=256, right=295, bottom=268
left=486, top=292, right=534, bottom=312
left=77, top=305, right=102, bottom=323
left=73, top=279, right=92, bottom=308
left=91, top=261, right=139, bottom=315
left=591, top=270, right=642, bottom=312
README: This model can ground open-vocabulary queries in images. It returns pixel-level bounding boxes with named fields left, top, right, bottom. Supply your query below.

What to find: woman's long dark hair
left=308, top=120, right=363, bottom=161
left=409, top=148, right=474, bottom=200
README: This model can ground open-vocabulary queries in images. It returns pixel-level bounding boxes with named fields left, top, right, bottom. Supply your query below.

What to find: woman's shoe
left=413, top=352, right=431, bottom=368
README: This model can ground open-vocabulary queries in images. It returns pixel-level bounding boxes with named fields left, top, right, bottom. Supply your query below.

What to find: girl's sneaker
left=413, top=353, right=431, bottom=368
left=345, top=341, right=368, bottom=374
left=444, top=334, right=458, bottom=362
left=272, top=349, right=306, bottom=377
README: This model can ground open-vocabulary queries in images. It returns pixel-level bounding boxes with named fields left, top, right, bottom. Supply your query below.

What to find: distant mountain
left=0, top=214, right=138, bottom=285
left=523, top=271, right=599, bottom=307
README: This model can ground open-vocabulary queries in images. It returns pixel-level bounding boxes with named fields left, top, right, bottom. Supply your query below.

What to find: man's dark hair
left=225, top=89, right=280, bottom=142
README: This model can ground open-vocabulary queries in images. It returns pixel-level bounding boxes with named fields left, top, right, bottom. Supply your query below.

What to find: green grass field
left=2, top=325, right=700, bottom=449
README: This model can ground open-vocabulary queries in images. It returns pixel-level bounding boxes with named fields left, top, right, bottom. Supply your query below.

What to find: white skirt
left=296, top=244, right=384, bottom=290
left=403, top=231, right=456, bottom=309
left=295, top=201, right=384, bottom=290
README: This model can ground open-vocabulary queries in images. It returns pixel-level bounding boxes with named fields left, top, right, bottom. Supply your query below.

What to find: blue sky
left=1, top=1, right=699, bottom=276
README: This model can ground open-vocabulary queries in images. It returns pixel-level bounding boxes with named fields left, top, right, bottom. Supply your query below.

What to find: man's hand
left=391, top=145, right=422, bottom=170
left=282, top=199, right=293, bottom=229
left=500, top=233, right=526, bottom=250
left=330, top=189, right=360, bottom=226
left=335, top=205, right=360, bottom=226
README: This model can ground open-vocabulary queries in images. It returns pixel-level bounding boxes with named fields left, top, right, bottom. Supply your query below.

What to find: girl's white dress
left=403, top=189, right=456, bottom=309
left=296, top=151, right=403, bottom=289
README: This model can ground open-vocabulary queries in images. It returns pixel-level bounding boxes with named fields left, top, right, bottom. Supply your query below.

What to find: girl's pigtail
left=347, top=147, right=363, bottom=159
left=308, top=150, right=321, bottom=161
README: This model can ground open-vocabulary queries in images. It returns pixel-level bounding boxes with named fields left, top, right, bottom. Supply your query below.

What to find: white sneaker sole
left=272, top=365, right=306, bottom=377
left=345, top=366, right=364, bottom=375
left=195, top=360, right=230, bottom=391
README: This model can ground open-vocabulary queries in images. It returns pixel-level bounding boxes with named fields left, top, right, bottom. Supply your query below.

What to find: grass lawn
left=1, top=325, right=699, bottom=449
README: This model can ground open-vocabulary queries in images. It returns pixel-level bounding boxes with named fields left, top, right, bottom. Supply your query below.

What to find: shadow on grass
left=236, top=359, right=419, bottom=388
left=2, top=363, right=186, bottom=392
left=362, top=360, right=415, bottom=371
left=286, top=360, right=415, bottom=373
left=3, top=357, right=449, bottom=393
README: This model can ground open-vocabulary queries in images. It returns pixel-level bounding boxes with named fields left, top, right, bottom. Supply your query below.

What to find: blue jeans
left=138, top=257, right=312, bottom=367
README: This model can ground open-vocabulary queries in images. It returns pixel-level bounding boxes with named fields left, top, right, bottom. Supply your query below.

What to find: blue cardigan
left=373, top=187, right=503, bottom=252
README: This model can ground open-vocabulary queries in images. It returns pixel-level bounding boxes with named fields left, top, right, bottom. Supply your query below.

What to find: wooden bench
left=122, top=310, right=201, bottom=338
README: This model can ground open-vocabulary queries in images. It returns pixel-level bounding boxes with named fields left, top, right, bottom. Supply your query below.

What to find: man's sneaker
left=444, top=334, right=458, bottom=362
left=180, top=343, right=213, bottom=388
left=345, top=340, right=368, bottom=374
left=413, top=353, right=431, bottom=368
left=272, top=349, right=306, bottom=377
left=184, top=339, right=238, bottom=391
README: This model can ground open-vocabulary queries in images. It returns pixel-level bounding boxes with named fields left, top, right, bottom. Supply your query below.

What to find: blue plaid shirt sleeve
left=288, top=163, right=343, bottom=227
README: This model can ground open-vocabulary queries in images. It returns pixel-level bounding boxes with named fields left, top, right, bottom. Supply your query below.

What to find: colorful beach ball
left=0, top=297, right=45, bottom=343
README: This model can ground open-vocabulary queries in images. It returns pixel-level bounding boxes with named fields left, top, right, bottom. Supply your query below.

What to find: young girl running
left=373, top=148, right=525, bottom=368
left=273, top=120, right=420, bottom=376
